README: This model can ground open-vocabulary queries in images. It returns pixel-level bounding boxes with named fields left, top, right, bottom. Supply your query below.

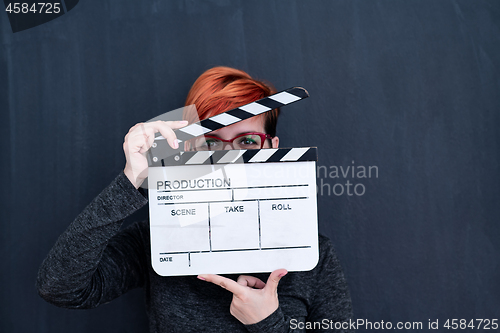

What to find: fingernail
left=278, top=272, right=288, bottom=278
left=173, top=139, right=179, bottom=149
left=197, top=275, right=206, bottom=281
left=180, top=120, right=188, bottom=124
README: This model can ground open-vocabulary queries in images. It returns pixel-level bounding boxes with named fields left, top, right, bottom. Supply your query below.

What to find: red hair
left=183, top=66, right=280, bottom=137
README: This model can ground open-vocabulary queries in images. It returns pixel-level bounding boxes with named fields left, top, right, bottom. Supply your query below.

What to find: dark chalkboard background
left=1, top=1, right=499, bottom=332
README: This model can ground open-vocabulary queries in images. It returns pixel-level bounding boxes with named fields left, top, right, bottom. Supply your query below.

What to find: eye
left=194, top=137, right=221, bottom=150
left=205, top=139, right=218, bottom=146
left=203, top=139, right=222, bottom=149
left=237, top=136, right=259, bottom=146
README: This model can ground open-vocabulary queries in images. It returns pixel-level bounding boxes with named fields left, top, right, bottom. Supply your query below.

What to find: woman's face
left=184, top=116, right=279, bottom=151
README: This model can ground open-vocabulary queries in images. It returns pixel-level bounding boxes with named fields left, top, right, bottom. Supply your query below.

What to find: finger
left=137, top=124, right=156, bottom=154
left=155, top=120, right=189, bottom=149
left=124, top=125, right=152, bottom=154
left=163, top=120, right=189, bottom=130
left=236, top=275, right=266, bottom=289
left=198, top=274, right=247, bottom=297
left=264, top=269, right=288, bottom=295
left=148, top=120, right=184, bottom=149
left=125, top=125, right=154, bottom=155
left=126, top=120, right=188, bottom=153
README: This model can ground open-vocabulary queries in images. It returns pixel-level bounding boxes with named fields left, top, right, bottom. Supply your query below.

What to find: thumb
left=265, top=269, right=288, bottom=294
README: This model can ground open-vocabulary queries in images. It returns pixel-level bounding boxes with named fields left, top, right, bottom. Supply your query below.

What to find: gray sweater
left=37, top=172, right=353, bottom=332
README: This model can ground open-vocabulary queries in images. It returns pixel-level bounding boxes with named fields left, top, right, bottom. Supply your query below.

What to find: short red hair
left=183, top=66, right=280, bottom=137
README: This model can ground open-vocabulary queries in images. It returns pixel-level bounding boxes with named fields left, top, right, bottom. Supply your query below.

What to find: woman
left=37, top=66, right=353, bottom=332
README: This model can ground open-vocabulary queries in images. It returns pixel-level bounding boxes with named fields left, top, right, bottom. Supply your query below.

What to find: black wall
left=1, top=1, right=499, bottom=332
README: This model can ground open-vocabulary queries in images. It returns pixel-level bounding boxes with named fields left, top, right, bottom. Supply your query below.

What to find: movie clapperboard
left=147, top=87, right=319, bottom=276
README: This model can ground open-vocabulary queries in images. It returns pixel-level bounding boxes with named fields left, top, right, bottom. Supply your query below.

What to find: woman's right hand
left=123, top=120, right=188, bottom=189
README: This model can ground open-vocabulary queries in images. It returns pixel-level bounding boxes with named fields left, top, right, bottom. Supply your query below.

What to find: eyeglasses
left=188, top=132, right=273, bottom=151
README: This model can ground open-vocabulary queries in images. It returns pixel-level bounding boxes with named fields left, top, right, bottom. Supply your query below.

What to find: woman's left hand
left=198, top=269, right=288, bottom=325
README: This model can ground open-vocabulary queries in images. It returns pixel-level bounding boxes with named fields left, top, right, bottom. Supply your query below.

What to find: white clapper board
left=146, top=87, right=319, bottom=276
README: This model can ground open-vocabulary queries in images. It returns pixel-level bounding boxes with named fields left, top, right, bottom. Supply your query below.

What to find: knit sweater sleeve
left=36, top=172, right=149, bottom=309
left=306, top=235, right=354, bottom=332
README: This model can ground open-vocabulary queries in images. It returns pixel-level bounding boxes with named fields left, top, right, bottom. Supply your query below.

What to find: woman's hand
left=123, top=120, right=188, bottom=188
left=197, top=269, right=287, bottom=325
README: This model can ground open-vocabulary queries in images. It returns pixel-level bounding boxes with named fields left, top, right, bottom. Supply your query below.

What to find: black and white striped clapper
left=153, top=147, right=317, bottom=167
left=148, top=87, right=309, bottom=165
left=171, top=87, right=307, bottom=141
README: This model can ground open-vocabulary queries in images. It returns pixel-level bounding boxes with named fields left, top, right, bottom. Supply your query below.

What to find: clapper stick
left=148, top=87, right=309, bottom=166
left=159, top=147, right=318, bottom=167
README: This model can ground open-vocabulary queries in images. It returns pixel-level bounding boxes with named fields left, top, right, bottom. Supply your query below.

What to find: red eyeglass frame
left=189, top=132, right=273, bottom=150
